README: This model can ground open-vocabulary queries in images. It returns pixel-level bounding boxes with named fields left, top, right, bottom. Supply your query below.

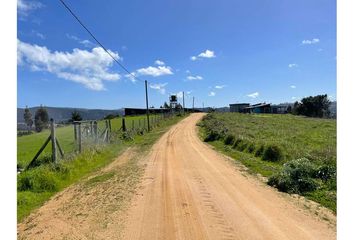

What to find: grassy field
left=17, top=115, right=162, bottom=168
left=17, top=113, right=182, bottom=221
left=198, top=112, right=336, bottom=212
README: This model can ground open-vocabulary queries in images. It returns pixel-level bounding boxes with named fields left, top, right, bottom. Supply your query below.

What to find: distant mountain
left=17, top=106, right=124, bottom=123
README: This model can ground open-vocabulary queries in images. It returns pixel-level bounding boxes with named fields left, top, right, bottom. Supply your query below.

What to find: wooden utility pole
left=145, top=80, right=150, bottom=131
left=193, top=96, right=195, bottom=110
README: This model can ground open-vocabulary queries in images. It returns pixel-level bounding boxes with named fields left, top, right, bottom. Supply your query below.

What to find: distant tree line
left=292, top=94, right=331, bottom=118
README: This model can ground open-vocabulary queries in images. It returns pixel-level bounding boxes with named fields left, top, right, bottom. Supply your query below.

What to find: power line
left=58, top=0, right=144, bottom=83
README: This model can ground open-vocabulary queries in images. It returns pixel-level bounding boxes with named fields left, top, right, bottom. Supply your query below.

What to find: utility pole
left=192, top=96, right=195, bottom=111
left=145, top=80, right=150, bottom=131
left=182, top=91, right=185, bottom=114
left=202, top=102, right=204, bottom=111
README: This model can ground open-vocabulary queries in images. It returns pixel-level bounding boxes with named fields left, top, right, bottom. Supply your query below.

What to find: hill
left=17, top=106, right=124, bottom=123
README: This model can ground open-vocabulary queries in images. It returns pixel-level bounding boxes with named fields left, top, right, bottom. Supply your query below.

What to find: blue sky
left=17, top=0, right=336, bottom=109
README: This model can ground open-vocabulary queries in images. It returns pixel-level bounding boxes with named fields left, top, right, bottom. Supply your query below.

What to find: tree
left=163, top=102, right=170, bottom=109
left=292, top=94, right=330, bottom=118
left=71, top=110, right=82, bottom=122
left=23, top=106, right=33, bottom=131
left=34, top=106, right=49, bottom=132
left=104, top=114, right=118, bottom=120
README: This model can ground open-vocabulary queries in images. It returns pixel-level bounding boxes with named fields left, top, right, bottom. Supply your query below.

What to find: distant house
left=244, top=103, right=271, bottom=113
left=229, top=103, right=250, bottom=113
left=270, top=104, right=290, bottom=114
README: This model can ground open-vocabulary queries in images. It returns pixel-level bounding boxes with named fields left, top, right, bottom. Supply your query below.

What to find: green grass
left=17, top=114, right=185, bottom=222
left=17, top=115, right=162, bottom=168
left=198, top=112, right=336, bottom=213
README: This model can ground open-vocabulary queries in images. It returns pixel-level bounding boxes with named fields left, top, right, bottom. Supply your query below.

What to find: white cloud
left=247, top=92, right=259, bottom=98
left=291, top=97, right=297, bottom=100
left=154, top=60, right=165, bottom=66
left=190, top=56, right=197, bottom=61
left=187, top=75, right=203, bottom=81
left=80, top=39, right=95, bottom=48
left=66, top=34, right=95, bottom=48
left=198, top=49, right=215, bottom=58
left=290, top=85, right=296, bottom=89
left=190, top=49, right=216, bottom=61
left=185, top=70, right=190, bottom=74
left=208, top=91, right=216, bottom=97
left=215, top=85, right=226, bottom=89
left=302, top=38, right=320, bottom=45
left=149, top=83, right=168, bottom=94
left=288, top=63, right=298, bottom=68
left=125, top=72, right=137, bottom=83
left=31, top=30, right=45, bottom=39
left=17, top=39, right=120, bottom=91
left=18, top=0, right=43, bottom=17
left=136, top=66, right=173, bottom=77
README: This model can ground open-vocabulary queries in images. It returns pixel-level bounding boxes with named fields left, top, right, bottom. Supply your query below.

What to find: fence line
left=23, top=112, right=179, bottom=171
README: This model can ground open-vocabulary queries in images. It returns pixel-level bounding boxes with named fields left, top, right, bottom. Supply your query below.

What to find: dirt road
left=18, top=113, right=335, bottom=239
left=122, top=113, right=335, bottom=240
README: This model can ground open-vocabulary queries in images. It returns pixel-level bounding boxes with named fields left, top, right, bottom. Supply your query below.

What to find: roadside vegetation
left=18, top=115, right=158, bottom=169
left=198, top=112, right=336, bottom=212
left=17, top=114, right=186, bottom=221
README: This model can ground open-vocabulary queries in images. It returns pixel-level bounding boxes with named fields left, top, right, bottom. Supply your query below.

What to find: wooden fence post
left=105, top=120, right=110, bottom=143
left=122, top=118, right=127, bottom=132
left=93, top=121, right=98, bottom=143
left=78, top=123, right=82, bottom=153
left=74, top=123, right=77, bottom=141
left=50, top=119, right=57, bottom=163
left=90, top=121, right=93, bottom=138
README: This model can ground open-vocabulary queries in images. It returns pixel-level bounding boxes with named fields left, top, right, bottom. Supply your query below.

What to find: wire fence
left=19, top=112, right=176, bottom=172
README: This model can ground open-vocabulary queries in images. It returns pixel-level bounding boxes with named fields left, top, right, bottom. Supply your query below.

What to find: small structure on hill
left=244, top=103, right=271, bottom=113
left=229, top=103, right=250, bottom=113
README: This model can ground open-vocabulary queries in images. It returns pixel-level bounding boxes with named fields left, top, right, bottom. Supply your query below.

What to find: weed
left=224, top=134, right=235, bottom=145
left=267, top=158, right=318, bottom=194
left=262, top=145, right=283, bottom=162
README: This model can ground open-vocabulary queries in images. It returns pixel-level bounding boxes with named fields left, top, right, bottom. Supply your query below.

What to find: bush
left=232, top=138, right=243, bottom=149
left=255, top=145, right=264, bottom=157
left=236, top=140, right=249, bottom=152
left=18, top=168, right=59, bottom=192
left=262, top=144, right=283, bottom=162
left=224, top=134, right=235, bottom=145
left=17, top=131, right=34, bottom=137
left=247, top=143, right=256, bottom=153
left=316, top=165, right=336, bottom=182
left=204, top=131, right=221, bottom=142
left=267, top=158, right=319, bottom=194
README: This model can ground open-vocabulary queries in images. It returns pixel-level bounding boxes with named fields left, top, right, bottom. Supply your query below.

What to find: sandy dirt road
left=18, top=113, right=335, bottom=240
left=122, top=113, right=335, bottom=240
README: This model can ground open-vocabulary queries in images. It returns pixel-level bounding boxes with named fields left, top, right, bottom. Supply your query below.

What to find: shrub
left=255, top=145, right=264, bottom=157
left=224, top=134, right=235, bottom=145
left=247, top=143, right=256, bottom=153
left=18, top=168, right=59, bottom=192
left=316, top=164, right=336, bottom=182
left=262, top=144, right=283, bottom=162
left=237, top=140, right=249, bottom=152
left=232, top=138, right=243, bottom=149
left=204, top=131, right=221, bottom=142
left=267, top=158, right=319, bottom=194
